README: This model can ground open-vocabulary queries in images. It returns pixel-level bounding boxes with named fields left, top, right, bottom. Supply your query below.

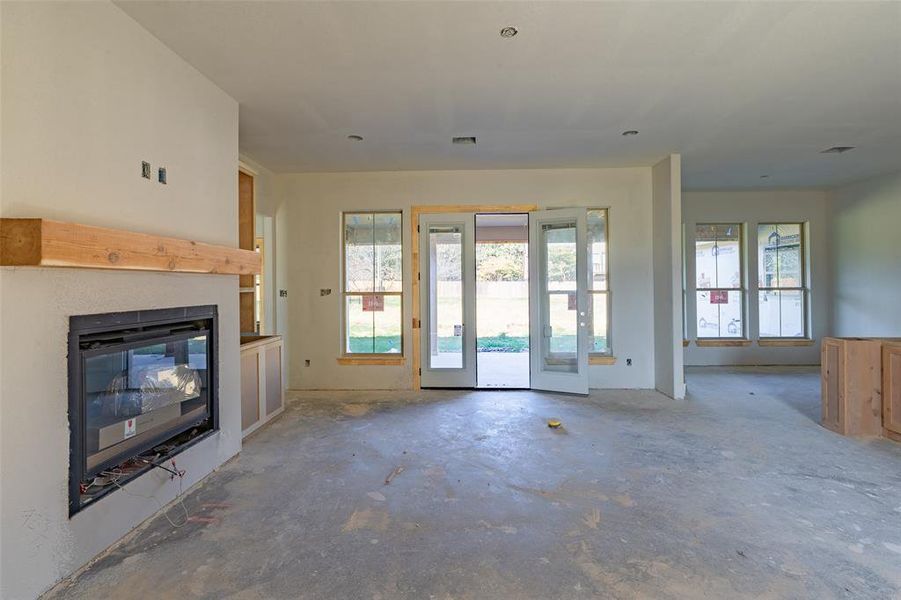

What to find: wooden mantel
left=0, top=218, right=260, bottom=276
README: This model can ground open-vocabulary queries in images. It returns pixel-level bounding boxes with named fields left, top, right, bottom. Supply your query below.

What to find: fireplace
left=68, top=306, right=218, bottom=516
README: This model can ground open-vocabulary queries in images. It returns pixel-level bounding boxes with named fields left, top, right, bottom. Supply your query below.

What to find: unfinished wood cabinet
left=240, top=335, right=285, bottom=437
left=883, top=343, right=901, bottom=442
left=821, top=337, right=883, bottom=436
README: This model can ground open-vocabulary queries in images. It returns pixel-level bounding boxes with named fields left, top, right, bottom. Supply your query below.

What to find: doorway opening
left=475, top=214, right=530, bottom=388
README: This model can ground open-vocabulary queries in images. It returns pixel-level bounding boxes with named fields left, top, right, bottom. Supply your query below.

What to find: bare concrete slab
left=46, top=367, right=901, bottom=599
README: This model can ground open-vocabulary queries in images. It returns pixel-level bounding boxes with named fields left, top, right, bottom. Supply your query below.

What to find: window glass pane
left=373, top=295, right=402, bottom=353
left=374, top=213, right=402, bottom=292
left=779, top=289, right=805, bottom=337
left=345, top=213, right=374, bottom=292
left=759, top=290, right=805, bottom=338
left=696, top=290, right=743, bottom=338
left=545, top=224, right=577, bottom=292
left=429, top=227, right=462, bottom=369
left=590, top=292, right=608, bottom=354
left=759, top=224, right=803, bottom=288
left=758, top=290, right=781, bottom=338
left=588, top=209, right=607, bottom=291
left=345, top=296, right=373, bottom=353
left=695, top=224, right=741, bottom=289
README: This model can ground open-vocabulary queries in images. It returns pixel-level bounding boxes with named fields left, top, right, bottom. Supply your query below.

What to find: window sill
left=589, top=355, right=616, bottom=365
left=336, top=356, right=406, bottom=366
left=695, top=339, right=752, bottom=348
left=758, top=338, right=815, bottom=347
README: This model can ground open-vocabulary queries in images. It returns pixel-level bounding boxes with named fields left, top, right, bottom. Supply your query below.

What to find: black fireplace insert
left=68, top=306, right=218, bottom=516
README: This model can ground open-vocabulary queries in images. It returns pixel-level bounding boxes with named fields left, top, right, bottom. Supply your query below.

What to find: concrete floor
left=48, top=367, right=901, bottom=599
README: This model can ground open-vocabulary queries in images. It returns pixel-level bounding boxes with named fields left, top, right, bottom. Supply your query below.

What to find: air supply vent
left=452, top=136, right=477, bottom=145
left=821, top=146, right=855, bottom=154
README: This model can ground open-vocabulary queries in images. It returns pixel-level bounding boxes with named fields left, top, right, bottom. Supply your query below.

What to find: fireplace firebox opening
left=68, top=306, right=219, bottom=516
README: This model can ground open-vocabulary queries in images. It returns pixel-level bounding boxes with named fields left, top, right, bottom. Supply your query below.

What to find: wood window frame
left=340, top=210, right=404, bottom=359
left=756, top=222, right=810, bottom=341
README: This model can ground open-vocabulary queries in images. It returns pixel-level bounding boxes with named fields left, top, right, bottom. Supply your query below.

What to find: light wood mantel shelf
left=1, top=218, right=260, bottom=276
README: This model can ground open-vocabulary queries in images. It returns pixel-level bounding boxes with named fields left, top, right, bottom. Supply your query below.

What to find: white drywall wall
left=828, top=170, right=901, bottom=337
left=651, top=155, right=685, bottom=399
left=0, top=3, right=240, bottom=598
left=682, top=189, right=830, bottom=365
left=278, top=168, right=656, bottom=390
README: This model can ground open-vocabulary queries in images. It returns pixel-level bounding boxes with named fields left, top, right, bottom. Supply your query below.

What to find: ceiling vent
left=821, top=146, right=855, bottom=154
left=452, top=136, right=477, bottom=145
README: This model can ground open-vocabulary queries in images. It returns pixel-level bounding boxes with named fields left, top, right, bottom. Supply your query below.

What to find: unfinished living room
left=1, top=1, right=900, bottom=599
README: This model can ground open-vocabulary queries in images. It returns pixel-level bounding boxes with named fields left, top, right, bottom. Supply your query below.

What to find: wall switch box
left=141, top=161, right=151, bottom=179
left=158, top=167, right=167, bottom=184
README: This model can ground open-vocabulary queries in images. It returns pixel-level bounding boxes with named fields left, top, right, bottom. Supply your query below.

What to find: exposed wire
left=111, top=471, right=189, bottom=529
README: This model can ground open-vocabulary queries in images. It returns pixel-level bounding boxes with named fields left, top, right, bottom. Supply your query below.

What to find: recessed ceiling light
left=821, top=146, right=855, bottom=154
left=347, top=134, right=363, bottom=141
left=622, top=130, right=639, bottom=136
left=760, top=175, right=770, bottom=179
left=452, top=136, right=477, bottom=145
left=500, top=26, right=518, bottom=38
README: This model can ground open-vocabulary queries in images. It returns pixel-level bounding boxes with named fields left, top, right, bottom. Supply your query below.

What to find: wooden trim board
left=589, top=356, right=617, bottom=365
left=695, top=339, right=752, bottom=347
left=411, top=204, right=537, bottom=390
left=758, top=338, right=816, bottom=347
left=1, top=218, right=260, bottom=275
left=337, top=357, right=406, bottom=366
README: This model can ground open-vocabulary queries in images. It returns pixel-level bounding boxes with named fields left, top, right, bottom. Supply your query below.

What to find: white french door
left=419, top=213, right=477, bottom=387
left=528, top=209, right=590, bottom=395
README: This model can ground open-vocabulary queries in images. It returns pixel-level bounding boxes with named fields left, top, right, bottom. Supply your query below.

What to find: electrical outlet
left=141, top=161, right=151, bottom=179
left=158, top=167, right=167, bottom=184
left=279, top=289, right=288, bottom=298
left=320, top=288, right=332, bottom=296
left=305, top=359, right=311, bottom=367
left=626, top=358, right=632, bottom=366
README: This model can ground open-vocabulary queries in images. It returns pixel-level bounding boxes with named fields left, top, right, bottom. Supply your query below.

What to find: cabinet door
left=241, top=351, right=260, bottom=431
left=884, top=345, right=901, bottom=436
left=821, top=339, right=842, bottom=433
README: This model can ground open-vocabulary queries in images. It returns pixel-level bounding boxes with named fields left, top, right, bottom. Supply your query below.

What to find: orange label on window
left=363, top=295, right=384, bottom=312
left=710, top=291, right=729, bottom=304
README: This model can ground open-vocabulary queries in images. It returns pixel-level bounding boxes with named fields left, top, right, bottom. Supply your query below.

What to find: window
left=695, top=224, right=744, bottom=338
left=342, top=212, right=403, bottom=354
left=758, top=223, right=807, bottom=338
left=588, top=209, right=611, bottom=355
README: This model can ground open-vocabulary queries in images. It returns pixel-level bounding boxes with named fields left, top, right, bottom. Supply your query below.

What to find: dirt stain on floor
left=342, top=508, right=390, bottom=532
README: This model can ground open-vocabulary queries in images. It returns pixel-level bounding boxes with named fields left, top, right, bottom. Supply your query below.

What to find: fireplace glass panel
left=83, top=333, right=210, bottom=475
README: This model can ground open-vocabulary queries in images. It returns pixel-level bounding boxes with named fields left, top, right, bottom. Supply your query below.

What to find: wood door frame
left=411, top=204, right=537, bottom=390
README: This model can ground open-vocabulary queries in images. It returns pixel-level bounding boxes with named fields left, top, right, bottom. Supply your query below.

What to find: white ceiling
left=117, top=1, right=901, bottom=188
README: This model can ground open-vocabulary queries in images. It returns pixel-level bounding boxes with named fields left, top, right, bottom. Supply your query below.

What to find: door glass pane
left=545, top=224, right=577, bottom=291
left=429, top=226, right=463, bottom=369
left=543, top=222, right=578, bottom=373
